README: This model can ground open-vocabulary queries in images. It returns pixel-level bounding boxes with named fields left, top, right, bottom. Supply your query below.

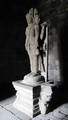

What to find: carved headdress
left=34, top=8, right=39, bottom=16
left=29, top=8, right=33, bottom=16
left=26, top=8, right=33, bottom=25
left=34, top=8, right=40, bottom=24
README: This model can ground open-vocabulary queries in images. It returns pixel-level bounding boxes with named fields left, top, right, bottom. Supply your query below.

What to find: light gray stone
left=13, top=81, right=41, bottom=118
left=4, top=104, right=18, bottom=115
left=15, top=111, right=31, bottom=120
left=13, top=81, right=53, bottom=118
left=0, top=106, right=5, bottom=112
left=0, top=96, right=68, bottom=120
left=59, top=103, right=68, bottom=115
left=33, top=112, right=60, bottom=120
left=52, top=109, right=65, bottom=119
left=25, top=8, right=47, bottom=75
left=0, top=108, right=19, bottom=120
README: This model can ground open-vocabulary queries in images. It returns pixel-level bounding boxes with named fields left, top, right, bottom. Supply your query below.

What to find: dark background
left=0, top=0, right=68, bottom=106
left=0, top=0, right=32, bottom=99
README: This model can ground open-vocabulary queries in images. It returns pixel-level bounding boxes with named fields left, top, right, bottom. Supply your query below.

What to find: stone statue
left=25, top=8, right=47, bottom=75
left=13, top=8, right=55, bottom=118
left=25, top=8, right=40, bottom=74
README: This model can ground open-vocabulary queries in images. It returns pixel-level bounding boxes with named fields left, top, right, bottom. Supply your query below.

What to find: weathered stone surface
left=25, top=8, right=48, bottom=75
left=12, top=81, right=53, bottom=118
left=0, top=96, right=68, bottom=120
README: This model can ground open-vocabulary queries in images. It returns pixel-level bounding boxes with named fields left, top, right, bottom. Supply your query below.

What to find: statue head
left=29, top=8, right=33, bottom=16
left=34, top=8, right=38, bottom=16
left=34, top=8, right=40, bottom=25
left=26, top=8, right=40, bottom=25
left=26, top=8, right=33, bottom=25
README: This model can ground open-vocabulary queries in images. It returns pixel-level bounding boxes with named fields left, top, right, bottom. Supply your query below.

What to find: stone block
left=12, top=81, right=41, bottom=118
left=12, top=79, right=54, bottom=118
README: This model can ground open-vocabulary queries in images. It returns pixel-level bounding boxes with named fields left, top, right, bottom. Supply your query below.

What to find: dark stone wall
left=35, top=0, right=68, bottom=83
left=35, top=0, right=68, bottom=109
left=0, top=0, right=32, bottom=84
left=0, top=0, right=32, bottom=99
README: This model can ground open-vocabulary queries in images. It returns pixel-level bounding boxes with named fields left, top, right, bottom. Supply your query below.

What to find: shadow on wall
left=46, top=17, right=68, bottom=113
left=48, top=27, right=61, bottom=84
left=46, top=84, right=68, bottom=113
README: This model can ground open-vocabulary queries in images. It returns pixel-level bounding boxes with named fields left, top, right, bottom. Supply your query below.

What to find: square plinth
left=12, top=80, right=54, bottom=118
left=12, top=81, right=41, bottom=118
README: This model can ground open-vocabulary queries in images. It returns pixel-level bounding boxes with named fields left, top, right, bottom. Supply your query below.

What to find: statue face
left=29, top=8, right=33, bottom=16
left=34, top=15, right=40, bottom=25
left=34, top=8, right=40, bottom=25
left=26, top=13, right=33, bottom=25
left=26, top=8, right=40, bottom=25
left=26, top=8, right=33, bottom=24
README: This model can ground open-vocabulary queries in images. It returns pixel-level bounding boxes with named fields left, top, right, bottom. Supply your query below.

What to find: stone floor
left=0, top=95, right=68, bottom=120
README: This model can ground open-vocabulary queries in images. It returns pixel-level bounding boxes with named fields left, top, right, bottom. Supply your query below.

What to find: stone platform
left=13, top=81, right=41, bottom=118
left=12, top=78, right=54, bottom=118
left=0, top=95, right=68, bottom=120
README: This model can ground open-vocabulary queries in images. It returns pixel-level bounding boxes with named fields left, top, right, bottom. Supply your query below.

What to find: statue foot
left=21, top=72, right=45, bottom=85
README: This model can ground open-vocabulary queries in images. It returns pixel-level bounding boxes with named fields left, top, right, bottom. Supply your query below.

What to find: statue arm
left=40, top=24, right=47, bottom=51
left=34, top=26, right=39, bottom=49
left=40, top=22, right=47, bottom=40
left=25, top=28, right=30, bottom=51
left=40, top=25, right=45, bottom=40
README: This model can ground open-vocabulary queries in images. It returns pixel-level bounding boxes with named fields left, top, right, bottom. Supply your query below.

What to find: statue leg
left=38, top=55, right=42, bottom=72
left=32, top=55, right=38, bottom=73
left=29, top=53, right=39, bottom=73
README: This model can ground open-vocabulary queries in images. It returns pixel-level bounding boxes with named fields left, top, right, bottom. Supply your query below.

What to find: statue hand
left=35, top=48, right=39, bottom=55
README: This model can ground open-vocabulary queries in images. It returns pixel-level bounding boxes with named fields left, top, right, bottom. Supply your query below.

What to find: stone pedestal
left=12, top=81, right=41, bottom=118
left=12, top=73, right=54, bottom=118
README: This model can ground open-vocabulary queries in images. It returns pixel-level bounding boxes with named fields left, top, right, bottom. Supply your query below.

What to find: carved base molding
left=12, top=75, right=54, bottom=118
